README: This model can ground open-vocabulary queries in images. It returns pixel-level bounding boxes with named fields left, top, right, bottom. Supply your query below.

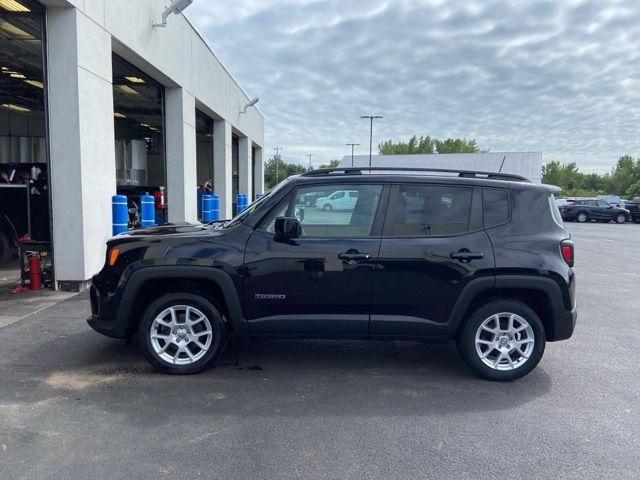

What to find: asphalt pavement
left=0, top=222, right=638, bottom=479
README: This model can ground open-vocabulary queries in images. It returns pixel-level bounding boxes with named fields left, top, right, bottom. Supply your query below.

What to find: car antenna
left=498, top=155, right=506, bottom=173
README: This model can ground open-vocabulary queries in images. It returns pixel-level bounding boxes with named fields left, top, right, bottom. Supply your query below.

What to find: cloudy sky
left=186, top=0, right=640, bottom=172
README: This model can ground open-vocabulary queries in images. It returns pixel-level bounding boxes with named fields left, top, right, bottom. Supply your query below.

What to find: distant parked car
left=300, top=191, right=332, bottom=207
left=623, top=197, right=640, bottom=223
left=559, top=198, right=630, bottom=223
left=555, top=197, right=575, bottom=208
left=316, top=190, right=359, bottom=211
left=596, top=194, right=623, bottom=209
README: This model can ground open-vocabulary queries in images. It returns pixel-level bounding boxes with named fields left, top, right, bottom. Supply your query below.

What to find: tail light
left=153, top=186, right=166, bottom=210
left=561, top=240, right=574, bottom=267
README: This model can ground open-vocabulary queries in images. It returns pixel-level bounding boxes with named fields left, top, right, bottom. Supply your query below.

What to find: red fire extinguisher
left=28, top=255, right=42, bottom=291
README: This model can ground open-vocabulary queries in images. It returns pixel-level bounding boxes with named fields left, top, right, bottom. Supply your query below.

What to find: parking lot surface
left=0, top=222, right=638, bottom=479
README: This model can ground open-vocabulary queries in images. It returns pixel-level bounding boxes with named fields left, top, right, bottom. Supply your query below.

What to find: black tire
left=0, top=229, right=13, bottom=265
left=138, top=292, right=228, bottom=374
left=615, top=213, right=626, bottom=224
left=576, top=212, right=588, bottom=223
left=456, top=298, right=546, bottom=381
left=323, top=203, right=333, bottom=211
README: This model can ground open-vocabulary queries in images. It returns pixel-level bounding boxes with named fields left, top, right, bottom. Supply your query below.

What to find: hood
left=116, top=222, right=229, bottom=238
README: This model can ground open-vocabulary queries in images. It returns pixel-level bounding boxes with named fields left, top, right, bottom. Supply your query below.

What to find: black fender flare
left=448, top=274, right=573, bottom=340
left=116, top=266, right=247, bottom=335
left=446, top=276, right=495, bottom=331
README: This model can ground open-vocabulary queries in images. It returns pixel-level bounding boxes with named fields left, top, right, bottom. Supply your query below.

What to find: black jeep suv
left=89, top=167, right=577, bottom=381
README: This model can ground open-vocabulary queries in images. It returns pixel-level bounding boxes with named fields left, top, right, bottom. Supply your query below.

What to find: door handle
left=338, top=252, right=372, bottom=264
left=449, top=250, right=484, bottom=263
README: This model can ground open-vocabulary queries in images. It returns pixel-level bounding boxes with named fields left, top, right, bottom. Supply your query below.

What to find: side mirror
left=274, top=216, right=301, bottom=241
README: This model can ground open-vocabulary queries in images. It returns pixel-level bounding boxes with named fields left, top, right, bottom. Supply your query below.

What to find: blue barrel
left=112, top=195, right=128, bottom=236
left=202, top=194, right=212, bottom=222
left=210, top=194, right=220, bottom=220
left=238, top=193, right=249, bottom=213
left=140, top=194, right=156, bottom=228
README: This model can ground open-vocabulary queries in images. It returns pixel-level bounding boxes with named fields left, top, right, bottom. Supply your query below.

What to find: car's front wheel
left=138, top=292, right=228, bottom=374
left=456, top=299, right=546, bottom=381
left=615, top=213, right=626, bottom=224
left=323, top=203, right=333, bottom=211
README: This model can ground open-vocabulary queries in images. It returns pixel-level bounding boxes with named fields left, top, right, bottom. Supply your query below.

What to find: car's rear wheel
left=615, top=213, right=626, bottom=224
left=456, top=299, right=546, bottom=381
left=576, top=212, right=588, bottom=223
left=323, top=203, right=332, bottom=211
left=138, top=292, right=228, bottom=374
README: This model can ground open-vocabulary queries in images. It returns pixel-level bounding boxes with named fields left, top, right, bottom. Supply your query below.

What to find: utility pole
left=360, top=116, right=383, bottom=167
left=273, top=146, right=283, bottom=183
left=307, top=154, right=313, bottom=171
left=345, top=143, right=360, bottom=167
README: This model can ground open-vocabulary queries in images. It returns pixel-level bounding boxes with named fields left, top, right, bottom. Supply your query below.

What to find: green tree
left=435, top=138, right=481, bottom=153
left=542, top=161, right=584, bottom=191
left=264, top=157, right=307, bottom=189
left=379, top=135, right=435, bottom=154
left=319, top=159, right=340, bottom=169
left=378, top=135, right=481, bottom=154
left=582, top=173, right=604, bottom=192
left=625, top=181, right=640, bottom=198
left=609, top=155, right=640, bottom=195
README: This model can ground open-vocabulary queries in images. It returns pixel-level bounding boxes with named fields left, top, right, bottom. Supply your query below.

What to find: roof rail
left=301, top=167, right=531, bottom=182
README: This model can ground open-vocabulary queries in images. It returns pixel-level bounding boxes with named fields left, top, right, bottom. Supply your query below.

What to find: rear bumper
left=549, top=305, right=577, bottom=341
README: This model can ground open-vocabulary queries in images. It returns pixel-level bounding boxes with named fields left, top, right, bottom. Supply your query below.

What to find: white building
left=0, top=0, right=264, bottom=290
left=339, top=152, right=543, bottom=184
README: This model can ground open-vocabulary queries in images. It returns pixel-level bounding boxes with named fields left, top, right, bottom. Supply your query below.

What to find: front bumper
left=87, top=282, right=128, bottom=339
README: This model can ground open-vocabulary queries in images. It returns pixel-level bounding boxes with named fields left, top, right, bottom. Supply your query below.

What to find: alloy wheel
left=149, top=305, right=213, bottom=365
left=474, top=312, right=535, bottom=371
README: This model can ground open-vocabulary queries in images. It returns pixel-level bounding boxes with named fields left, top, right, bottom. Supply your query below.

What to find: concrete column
left=213, top=119, right=232, bottom=219
left=253, top=146, right=264, bottom=197
left=238, top=136, right=252, bottom=200
left=165, top=88, right=197, bottom=223
left=47, top=7, right=116, bottom=290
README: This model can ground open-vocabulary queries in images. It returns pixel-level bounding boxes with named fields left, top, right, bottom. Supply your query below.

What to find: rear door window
left=384, top=184, right=473, bottom=236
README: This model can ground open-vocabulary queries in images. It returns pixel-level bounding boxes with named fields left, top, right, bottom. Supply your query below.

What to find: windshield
left=225, top=177, right=293, bottom=228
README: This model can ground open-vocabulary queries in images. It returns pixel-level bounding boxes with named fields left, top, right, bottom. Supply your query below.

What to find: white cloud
left=186, top=0, right=640, bottom=172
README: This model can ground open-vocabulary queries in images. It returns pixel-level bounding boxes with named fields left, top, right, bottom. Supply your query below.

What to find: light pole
left=345, top=143, right=360, bottom=167
left=306, top=154, right=313, bottom=171
left=273, top=146, right=283, bottom=183
left=360, top=115, right=383, bottom=167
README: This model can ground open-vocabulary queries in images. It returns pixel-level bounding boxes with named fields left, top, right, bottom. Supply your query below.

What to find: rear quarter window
left=483, top=188, right=510, bottom=227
